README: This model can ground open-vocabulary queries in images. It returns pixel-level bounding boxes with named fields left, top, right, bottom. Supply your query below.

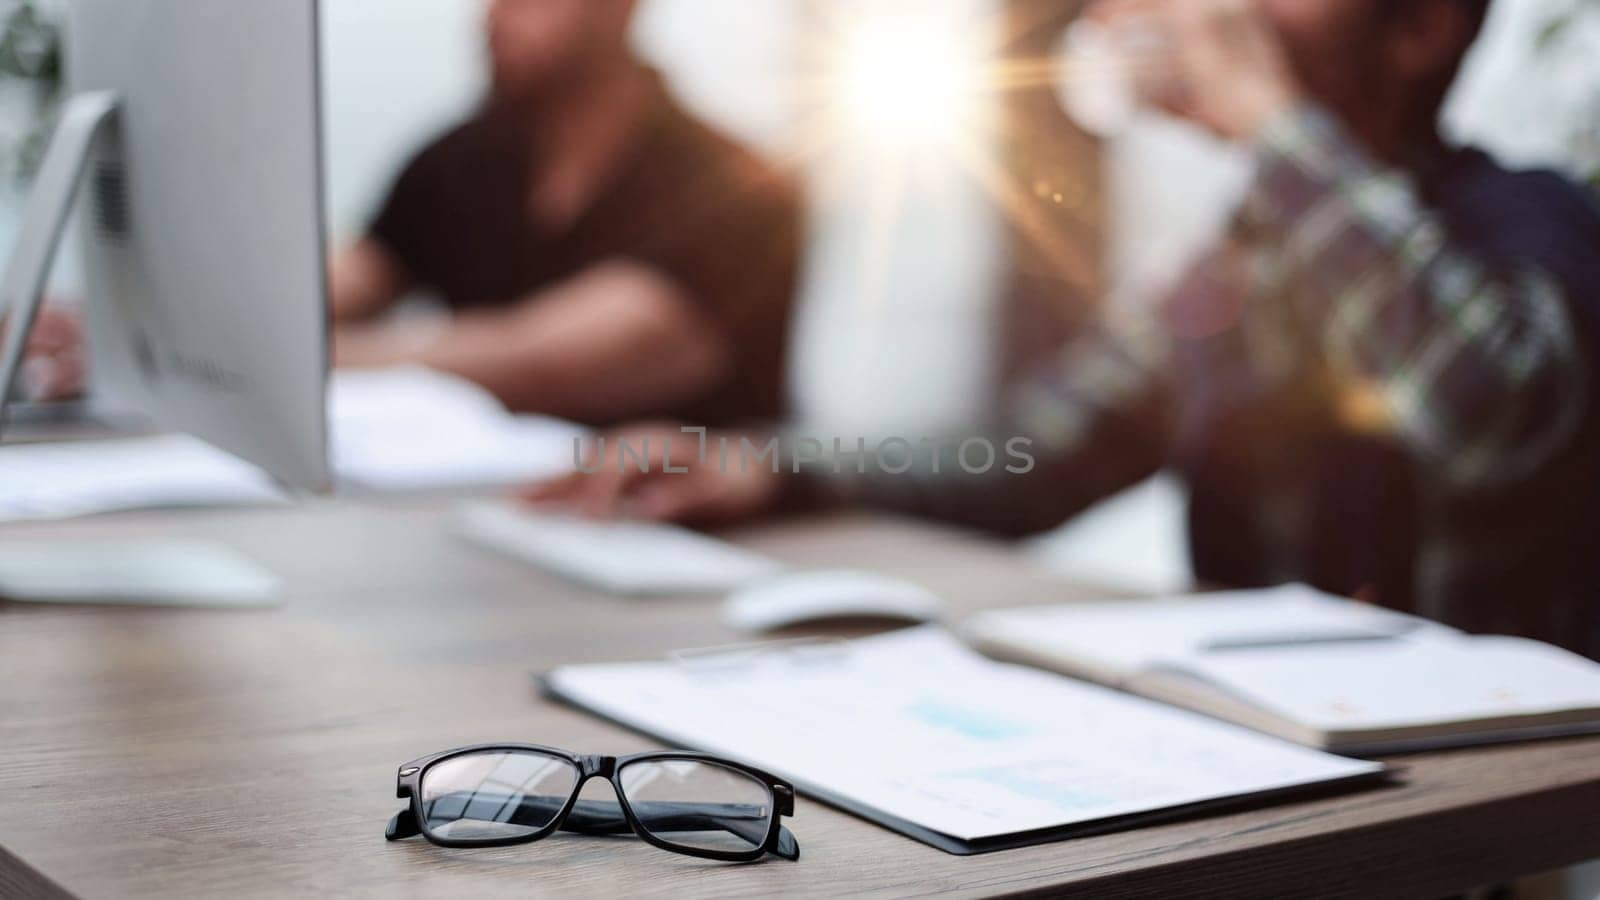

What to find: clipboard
left=537, top=629, right=1391, bottom=855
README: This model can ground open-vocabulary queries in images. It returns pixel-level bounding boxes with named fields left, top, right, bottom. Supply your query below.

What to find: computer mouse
left=723, top=570, right=947, bottom=633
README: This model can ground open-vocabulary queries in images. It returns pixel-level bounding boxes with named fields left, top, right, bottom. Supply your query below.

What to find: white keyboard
left=454, top=501, right=785, bottom=596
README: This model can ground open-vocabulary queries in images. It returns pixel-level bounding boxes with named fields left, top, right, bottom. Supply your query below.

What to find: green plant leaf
left=0, top=1, right=60, bottom=81
left=1536, top=18, right=1569, bottom=49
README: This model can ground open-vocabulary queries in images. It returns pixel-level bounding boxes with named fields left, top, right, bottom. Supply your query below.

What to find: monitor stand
left=0, top=92, right=285, bottom=610
left=0, top=92, right=119, bottom=427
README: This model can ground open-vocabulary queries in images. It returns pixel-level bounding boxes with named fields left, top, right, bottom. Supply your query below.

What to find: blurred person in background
left=531, top=0, right=1600, bottom=657
left=330, top=0, right=801, bottom=425
left=995, top=0, right=1105, bottom=385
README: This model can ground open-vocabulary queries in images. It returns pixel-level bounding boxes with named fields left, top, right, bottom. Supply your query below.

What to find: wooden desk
left=2, top=501, right=1598, bottom=899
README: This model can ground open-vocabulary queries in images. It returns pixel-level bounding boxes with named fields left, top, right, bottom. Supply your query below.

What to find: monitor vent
left=92, top=162, right=131, bottom=240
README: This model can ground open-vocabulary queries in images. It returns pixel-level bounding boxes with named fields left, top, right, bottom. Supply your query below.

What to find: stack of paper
left=0, top=367, right=586, bottom=521
left=0, top=434, right=286, bottom=520
left=328, top=368, right=585, bottom=493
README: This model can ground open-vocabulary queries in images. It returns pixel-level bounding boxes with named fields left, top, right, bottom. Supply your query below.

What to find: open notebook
left=965, top=585, right=1600, bottom=755
left=545, top=627, right=1384, bottom=854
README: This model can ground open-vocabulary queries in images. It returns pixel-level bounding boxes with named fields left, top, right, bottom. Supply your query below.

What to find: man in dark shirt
left=530, top=0, right=1600, bottom=657
left=331, top=0, right=800, bottom=425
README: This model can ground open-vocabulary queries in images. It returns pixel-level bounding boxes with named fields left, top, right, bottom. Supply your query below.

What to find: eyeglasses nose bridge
left=579, top=755, right=616, bottom=779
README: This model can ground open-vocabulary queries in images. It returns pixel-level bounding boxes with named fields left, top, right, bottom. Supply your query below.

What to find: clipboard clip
left=669, top=637, right=852, bottom=676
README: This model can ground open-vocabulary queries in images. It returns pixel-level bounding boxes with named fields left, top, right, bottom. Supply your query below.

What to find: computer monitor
left=0, top=0, right=330, bottom=492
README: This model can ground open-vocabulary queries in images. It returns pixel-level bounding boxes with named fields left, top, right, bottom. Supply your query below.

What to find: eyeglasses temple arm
left=385, top=808, right=421, bottom=841
left=775, top=825, right=800, bottom=861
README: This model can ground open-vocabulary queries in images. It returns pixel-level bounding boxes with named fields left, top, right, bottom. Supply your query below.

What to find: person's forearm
left=328, top=238, right=413, bottom=324
left=331, top=309, right=540, bottom=379
left=798, top=425, right=1164, bottom=539
left=332, top=317, right=452, bottom=369
left=1242, top=105, right=1590, bottom=489
left=342, top=307, right=608, bottom=415
left=788, top=342, right=1173, bottom=538
left=336, top=266, right=730, bottom=423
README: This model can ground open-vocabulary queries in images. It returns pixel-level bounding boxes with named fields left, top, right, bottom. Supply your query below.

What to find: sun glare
left=788, top=1, right=1096, bottom=327
left=827, top=10, right=988, bottom=152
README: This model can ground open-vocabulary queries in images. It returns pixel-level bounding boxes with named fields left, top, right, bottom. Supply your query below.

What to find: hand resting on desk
left=7, top=304, right=86, bottom=401
left=523, top=423, right=786, bottom=525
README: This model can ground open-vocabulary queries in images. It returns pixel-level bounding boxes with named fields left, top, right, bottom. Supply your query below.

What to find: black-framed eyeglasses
left=385, top=744, right=800, bottom=863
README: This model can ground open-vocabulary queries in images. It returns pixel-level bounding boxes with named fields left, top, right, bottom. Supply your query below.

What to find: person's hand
left=521, top=423, right=788, bottom=525
left=331, top=317, right=450, bottom=369
left=13, top=305, right=87, bottom=401
left=1091, top=0, right=1302, bottom=142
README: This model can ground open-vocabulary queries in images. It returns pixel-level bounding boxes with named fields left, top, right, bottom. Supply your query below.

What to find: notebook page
left=547, top=627, right=1381, bottom=842
left=967, top=585, right=1448, bottom=678
left=1182, top=636, right=1600, bottom=733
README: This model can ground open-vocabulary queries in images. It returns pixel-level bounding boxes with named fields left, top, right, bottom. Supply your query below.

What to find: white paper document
left=1028, top=474, right=1195, bottom=596
left=0, top=368, right=587, bottom=521
left=456, top=501, right=786, bottom=595
left=0, top=434, right=288, bottom=521
left=329, top=368, right=585, bottom=493
left=545, top=628, right=1382, bottom=846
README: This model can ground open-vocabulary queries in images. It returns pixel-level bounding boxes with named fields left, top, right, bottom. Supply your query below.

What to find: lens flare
left=829, top=11, right=986, bottom=151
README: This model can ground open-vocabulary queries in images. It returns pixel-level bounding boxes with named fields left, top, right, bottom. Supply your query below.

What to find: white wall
left=320, top=0, right=802, bottom=240
left=320, top=0, right=485, bottom=241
